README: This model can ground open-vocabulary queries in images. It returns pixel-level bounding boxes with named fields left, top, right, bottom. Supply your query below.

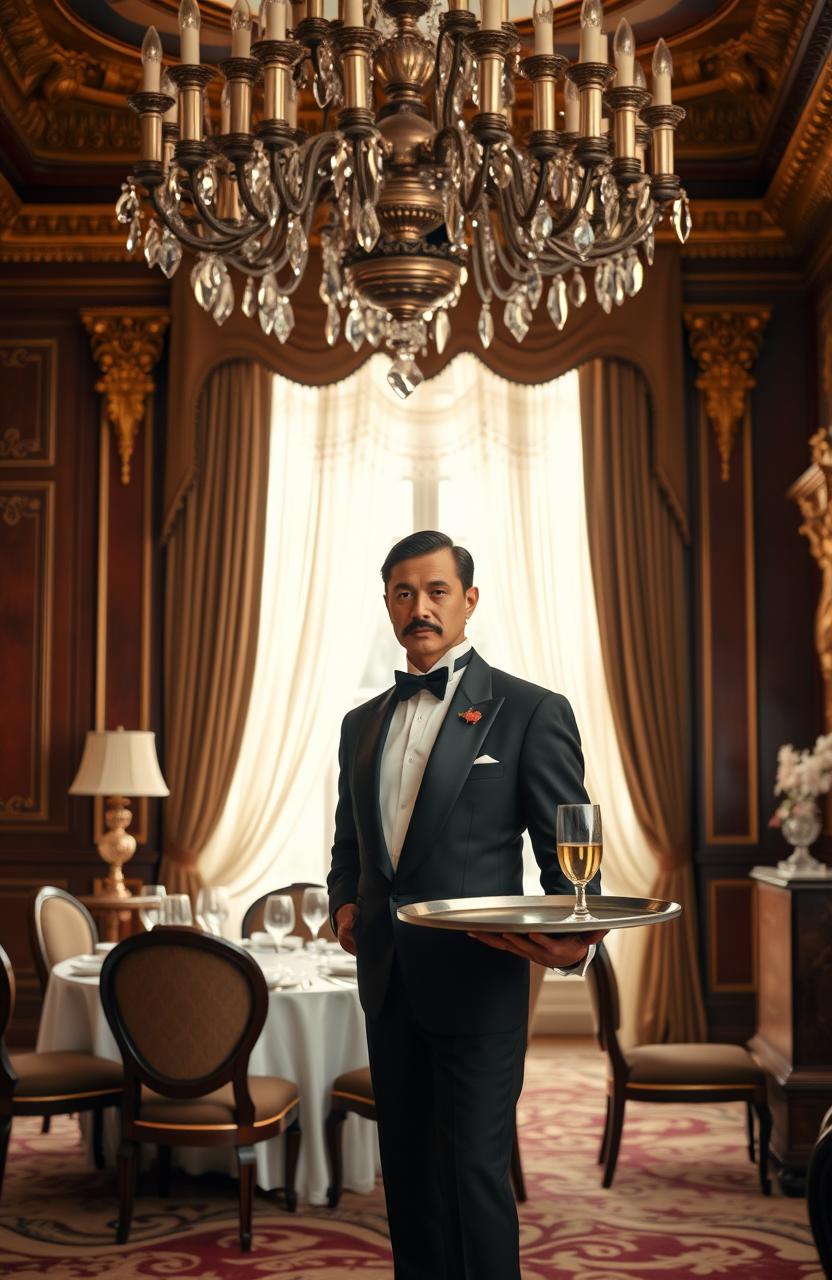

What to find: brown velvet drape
left=158, top=360, right=272, bottom=899
left=580, top=359, right=706, bottom=1044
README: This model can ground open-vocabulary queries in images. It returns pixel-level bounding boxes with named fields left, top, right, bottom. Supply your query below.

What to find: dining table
left=36, top=943, right=379, bottom=1205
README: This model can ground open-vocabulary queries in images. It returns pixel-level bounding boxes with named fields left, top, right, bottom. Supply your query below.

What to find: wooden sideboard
left=749, top=868, right=832, bottom=1195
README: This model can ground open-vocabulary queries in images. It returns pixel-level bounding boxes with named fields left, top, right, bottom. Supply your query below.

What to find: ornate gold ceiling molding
left=674, top=199, right=791, bottom=258
left=788, top=429, right=832, bottom=733
left=767, top=50, right=832, bottom=249
left=81, top=309, right=170, bottom=485
left=0, top=175, right=127, bottom=262
left=684, top=306, right=771, bottom=480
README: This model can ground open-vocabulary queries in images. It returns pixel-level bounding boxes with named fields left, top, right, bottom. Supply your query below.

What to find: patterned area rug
left=0, top=1041, right=821, bottom=1279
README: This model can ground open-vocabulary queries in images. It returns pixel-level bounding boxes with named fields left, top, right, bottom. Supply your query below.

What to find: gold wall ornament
left=81, top=309, right=169, bottom=485
left=684, top=306, right=771, bottom=480
left=788, top=429, right=832, bottom=733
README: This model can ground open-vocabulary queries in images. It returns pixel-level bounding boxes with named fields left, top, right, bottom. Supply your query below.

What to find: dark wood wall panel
left=708, top=879, right=755, bottom=991
left=0, top=270, right=168, bottom=1046
left=0, top=483, right=52, bottom=822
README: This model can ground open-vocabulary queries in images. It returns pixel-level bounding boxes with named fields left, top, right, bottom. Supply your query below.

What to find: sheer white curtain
left=199, top=363, right=404, bottom=932
left=204, top=355, right=653, bottom=1039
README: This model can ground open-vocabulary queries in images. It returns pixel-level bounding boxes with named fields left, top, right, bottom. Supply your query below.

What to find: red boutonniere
left=459, top=708, right=482, bottom=725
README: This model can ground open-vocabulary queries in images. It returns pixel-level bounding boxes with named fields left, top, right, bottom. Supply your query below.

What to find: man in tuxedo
left=328, top=530, right=604, bottom=1280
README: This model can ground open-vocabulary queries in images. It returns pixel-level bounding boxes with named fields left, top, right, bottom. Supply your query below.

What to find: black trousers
left=365, top=964, right=527, bottom=1280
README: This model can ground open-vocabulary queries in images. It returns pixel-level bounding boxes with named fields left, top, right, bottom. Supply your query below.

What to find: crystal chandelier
left=122, top=0, right=690, bottom=397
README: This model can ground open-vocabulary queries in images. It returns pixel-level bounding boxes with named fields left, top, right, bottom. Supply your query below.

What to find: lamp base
left=95, top=795, right=137, bottom=899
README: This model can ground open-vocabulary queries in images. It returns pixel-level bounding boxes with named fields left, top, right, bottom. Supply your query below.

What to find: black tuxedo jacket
left=327, top=649, right=596, bottom=1035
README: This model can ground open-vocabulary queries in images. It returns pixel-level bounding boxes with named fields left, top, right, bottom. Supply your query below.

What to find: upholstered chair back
left=241, top=882, right=335, bottom=941
left=0, top=944, right=14, bottom=1041
left=100, top=928, right=267, bottom=1118
left=30, top=888, right=97, bottom=993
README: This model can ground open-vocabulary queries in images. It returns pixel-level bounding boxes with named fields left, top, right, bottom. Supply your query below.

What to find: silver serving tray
left=397, top=894, right=681, bottom=933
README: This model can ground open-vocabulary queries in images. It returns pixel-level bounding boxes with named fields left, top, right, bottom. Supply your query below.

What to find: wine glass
left=196, top=886, right=230, bottom=936
left=160, top=893, right=193, bottom=926
left=264, top=894, right=295, bottom=952
left=556, top=803, right=603, bottom=921
left=301, top=887, right=329, bottom=951
left=139, top=884, right=167, bottom=930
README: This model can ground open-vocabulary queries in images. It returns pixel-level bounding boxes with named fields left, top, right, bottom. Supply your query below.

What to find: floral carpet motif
left=0, top=1042, right=821, bottom=1279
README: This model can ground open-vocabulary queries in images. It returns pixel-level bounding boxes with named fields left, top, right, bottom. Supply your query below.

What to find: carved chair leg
left=0, top=1116, right=11, bottom=1202
left=325, top=1109, right=346, bottom=1209
left=510, top=1113, right=527, bottom=1203
left=599, top=1094, right=612, bottom=1164
left=117, top=1138, right=139, bottom=1244
left=41, top=1115, right=51, bottom=1135
left=755, top=1101, right=772, bottom=1196
left=746, top=1100, right=756, bottom=1164
left=157, top=1144, right=172, bottom=1198
left=284, top=1117, right=301, bottom=1213
left=237, top=1145, right=256, bottom=1252
left=602, top=1087, right=626, bottom=1190
left=92, top=1108, right=105, bottom=1170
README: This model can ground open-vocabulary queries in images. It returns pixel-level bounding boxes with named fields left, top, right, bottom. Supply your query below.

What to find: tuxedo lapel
left=398, top=651, right=504, bottom=878
left=353, top=690, right=396, bottom=880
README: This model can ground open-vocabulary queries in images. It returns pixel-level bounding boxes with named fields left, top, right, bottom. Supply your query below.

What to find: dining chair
left=0, top=943, right=123, bottom=1200
left=808, top=1103, right=832, bottom=1278
left=29, top=886, right=98, bottom=997
left=99, top=926, right=302, bottom=1251
left=241, top=882, right=336, bottom=942
left=324, top=961, right=547, bottom=1207
left=586, top=942, right=772, bottom=1193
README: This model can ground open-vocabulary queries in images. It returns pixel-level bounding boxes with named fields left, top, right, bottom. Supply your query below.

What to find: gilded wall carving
left=684, top=307, right=771, bottom=481
left=81, top=310, right=170, bottom=485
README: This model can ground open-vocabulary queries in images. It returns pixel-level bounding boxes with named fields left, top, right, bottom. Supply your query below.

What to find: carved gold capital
left=81, top=309, right=170, bottom=484
left=684, top=306, right=771, bottom=480
left=788, top=430, right=832, bottom=730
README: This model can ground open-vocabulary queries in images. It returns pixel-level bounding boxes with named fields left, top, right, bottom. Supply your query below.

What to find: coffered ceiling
left=0, top=0, right=830, bottom=266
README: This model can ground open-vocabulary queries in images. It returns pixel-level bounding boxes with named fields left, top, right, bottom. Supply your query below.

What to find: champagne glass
left=264, top=894, right=295, bottom=952
left=160, top=893, right=193, bottom=926
left=556, top=803, right=603, bottom=921
left=139, top=884, right=167, bottom=930
left=301, top=887, right=328, bottom=943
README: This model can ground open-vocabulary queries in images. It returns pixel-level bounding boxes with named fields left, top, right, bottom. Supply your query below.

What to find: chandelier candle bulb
left=481, top=0, right=502, bottom=32
left=344, top=0, right=363, bottom=24
left=179, top=0, right=201, bottom=63
left=141, top=27, right=162, bottom=91
left=161, top=72, right=178, bottom=123
left=652, top=38, right=672, bottom=105
left=231, top=0, right=253, bottom=56
left=262, top=0, right=287, bottom=39
left=614, top=18, right=634, bottom=86
left=533, top=0, right=554, bottom=56
left=579, top=0, right=604, bottom=63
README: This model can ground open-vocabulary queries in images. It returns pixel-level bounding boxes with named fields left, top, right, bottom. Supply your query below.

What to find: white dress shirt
left=381, top=638, right=472, bottom=870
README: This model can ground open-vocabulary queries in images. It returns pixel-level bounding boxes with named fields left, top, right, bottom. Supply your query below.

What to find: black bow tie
left=394, top=668, right=448, bottom=702
left=393, top=649, right=473, bottom=703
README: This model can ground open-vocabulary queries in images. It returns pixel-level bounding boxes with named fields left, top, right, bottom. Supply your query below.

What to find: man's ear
left=465, top=585, right=479, bottom=618
left=383, top=590, right=392, bottom=620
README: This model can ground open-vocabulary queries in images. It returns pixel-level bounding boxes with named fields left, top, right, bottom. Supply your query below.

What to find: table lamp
left=69, top=726, right=169, bottom=899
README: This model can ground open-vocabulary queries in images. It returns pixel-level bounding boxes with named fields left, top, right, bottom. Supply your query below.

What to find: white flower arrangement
left=771, top=732, right=832, bottom=826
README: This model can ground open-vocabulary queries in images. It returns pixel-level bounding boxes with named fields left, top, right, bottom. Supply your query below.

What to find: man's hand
left=335, top=903, right=359, bottom=956
left=467, top=928, right=608, bottom=970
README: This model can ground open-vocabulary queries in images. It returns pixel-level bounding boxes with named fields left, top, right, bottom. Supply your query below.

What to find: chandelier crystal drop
left=124, top=0, right=689, bottom=397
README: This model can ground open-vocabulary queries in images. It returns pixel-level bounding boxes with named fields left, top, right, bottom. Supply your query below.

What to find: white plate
left=397, top=894, right=682, bottom=933
left=69, top=960, right=104, bottom=977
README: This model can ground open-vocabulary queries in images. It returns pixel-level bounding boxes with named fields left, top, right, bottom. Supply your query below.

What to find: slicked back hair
left=381, top=531, right=474, bottom=594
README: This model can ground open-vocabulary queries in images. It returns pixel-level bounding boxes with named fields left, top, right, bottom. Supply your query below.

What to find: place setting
left=242, top=888, right=357, bottom=992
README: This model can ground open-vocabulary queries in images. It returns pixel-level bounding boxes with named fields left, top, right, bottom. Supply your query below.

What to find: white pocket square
left=473, top=754, right=500, bottom=765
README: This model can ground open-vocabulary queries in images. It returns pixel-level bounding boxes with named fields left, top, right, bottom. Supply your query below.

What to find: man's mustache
left=404, top=620, right=442, bottom=636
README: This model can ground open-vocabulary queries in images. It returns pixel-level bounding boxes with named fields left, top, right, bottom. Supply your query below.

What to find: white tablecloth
left=37, top=950, right=379, bottom=1204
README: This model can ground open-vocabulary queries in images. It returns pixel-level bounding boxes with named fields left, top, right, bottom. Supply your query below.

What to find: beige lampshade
left=69, top=728, right=169, bottom=797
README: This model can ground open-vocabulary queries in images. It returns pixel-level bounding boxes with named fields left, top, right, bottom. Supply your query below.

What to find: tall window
left=200, top=356, right=646, bottom=932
